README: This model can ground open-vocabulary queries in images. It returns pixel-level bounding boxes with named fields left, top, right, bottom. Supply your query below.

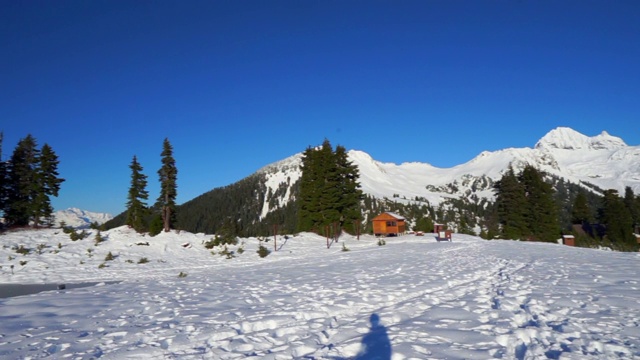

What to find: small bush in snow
left=219, top=245, right=235, bottom=259
left=105, top=252, right=115, bottom=261
left=86, top=248, right=93, bottom=257
left=69, top=229, right=89, bottom=241
left=19, top=260, right=28, bottom=266
left=377, top=239, right=386, bottom=246
left=178, top=272, right=188, bottom=278
left=237, top=246, right=245, bottom=254
left=13, top=245, right=31, bottom=255
left=57, top=242, right=62, bottom=249
left=257, top=244, right=270, bottom=258
left=138, top=257, right=149, bottom=264
left=204, top=238, right=216, bottom=249
left=125, top=259, right=134, bottom=264
left=98, top=263, right=107, bottom=269
left=94, top=231, right=105, bottom=245
left=36, top=243, right=47, bottom=254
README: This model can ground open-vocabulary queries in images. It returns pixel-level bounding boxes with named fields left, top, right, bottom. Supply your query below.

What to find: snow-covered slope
left=53, top=208, right=113, bottom=228
left=256, top=127, right=640, bottom=212
left=0, top=228, right=638, bottom=358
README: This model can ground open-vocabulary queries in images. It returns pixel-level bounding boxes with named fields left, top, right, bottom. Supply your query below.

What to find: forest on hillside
left=102, top=139, right=640, bottom=252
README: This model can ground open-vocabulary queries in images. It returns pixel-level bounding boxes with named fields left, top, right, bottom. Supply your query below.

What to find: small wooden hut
left=372, top=212, right=406, bottom=237
left=562, top=234, right=576, bottom=246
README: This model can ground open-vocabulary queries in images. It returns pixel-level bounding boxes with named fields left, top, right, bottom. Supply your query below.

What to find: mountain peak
left=535, top=127, right=626, bottom=150
left=54, top=208, right=113, bottom=228
left=591, top=130, right=627, bottom=150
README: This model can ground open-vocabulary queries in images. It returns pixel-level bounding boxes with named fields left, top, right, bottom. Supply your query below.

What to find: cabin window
left=386, top=221, right=396, bottom=226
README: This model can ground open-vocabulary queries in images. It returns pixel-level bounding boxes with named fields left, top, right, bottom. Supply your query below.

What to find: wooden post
left=273, top=224, right=278, bottom=251
left=326, top=225, right=330, bottom=249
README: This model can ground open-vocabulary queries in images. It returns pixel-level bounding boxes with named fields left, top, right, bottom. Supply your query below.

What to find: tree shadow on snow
left=276, top=236, right=289, bottom=251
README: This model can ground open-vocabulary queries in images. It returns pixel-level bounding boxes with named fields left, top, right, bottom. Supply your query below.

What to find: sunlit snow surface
left=1, top=227, right=639, bottom=359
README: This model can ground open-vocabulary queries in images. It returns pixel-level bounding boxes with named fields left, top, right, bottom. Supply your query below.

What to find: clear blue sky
left=2, top=1, right=639, bottom=215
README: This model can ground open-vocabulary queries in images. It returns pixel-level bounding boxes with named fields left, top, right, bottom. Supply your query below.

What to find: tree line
left=0, top=133, right=64, bottom=228
left=489, top=164, right=638, bottom=250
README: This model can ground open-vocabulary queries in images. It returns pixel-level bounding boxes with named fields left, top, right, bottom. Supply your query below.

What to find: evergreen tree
left=414, top=216, right=434, bottom=232
left=623, top=186, right=638, bottom=227
left=600, top=189, right=635, bottom=249
left=334, top=145, right=363, bottom=233
left=571, top=191, right=592, bottom=224
left=0, top=132, right=7, bottom=216
left=125, top=155, right=149, bottom=233
left=297, top=140, right=362, bottom=236
left=519, top=165, right=560, bottom=242
left=157, top=138, right=178, bottom=232
left=4, top=135, right=40, bottom=226
left=494, top=166, right=528, bottom=239
left=32, top=144, right=64, bottom=227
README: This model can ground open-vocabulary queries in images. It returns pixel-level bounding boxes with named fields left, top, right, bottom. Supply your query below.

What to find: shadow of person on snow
left=354, top=313, right=392, bottom=360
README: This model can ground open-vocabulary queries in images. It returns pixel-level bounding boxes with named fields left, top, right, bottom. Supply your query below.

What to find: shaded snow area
left=1, top=228, right=639, bottom=359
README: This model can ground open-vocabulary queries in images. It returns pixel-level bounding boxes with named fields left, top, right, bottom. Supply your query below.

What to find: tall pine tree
left=334, top=145, right=363, bottom=233
left=157, top=138, right=178, bottom=232
left=519, top=165, right=560, bottom=242
left=0, top=132, right=7, bottom=216
left=297, top=140, right=362, bottom=236
left=623, top=186, right=638, bottom=228
left=600, top=189, right=635, bottom=249
left=4, top=135, right=40, bottom=226
left=33, top=144, right=64, bottom=227
left=126, top=155, right=149, bottom=233
left=494, top=166, right=528, bottom=239
left=571, top=191, right=592, bottom=224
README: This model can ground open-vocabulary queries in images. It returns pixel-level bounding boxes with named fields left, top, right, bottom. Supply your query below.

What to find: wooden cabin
left=372, top=212, right=406, bottom=237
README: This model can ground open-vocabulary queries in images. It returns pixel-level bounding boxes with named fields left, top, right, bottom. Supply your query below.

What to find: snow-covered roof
left=384, top=212, right=405, bottom=220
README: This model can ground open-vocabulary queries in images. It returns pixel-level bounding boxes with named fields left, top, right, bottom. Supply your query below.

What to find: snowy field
left=0, top=227, right=639, bottom=359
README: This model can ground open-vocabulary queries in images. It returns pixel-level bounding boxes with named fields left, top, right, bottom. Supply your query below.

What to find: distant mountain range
left=258, top=127, right=639, bottom=215
left=54, top=208, right=113, bottom=229
left=107, top=127, right=639, bottom=235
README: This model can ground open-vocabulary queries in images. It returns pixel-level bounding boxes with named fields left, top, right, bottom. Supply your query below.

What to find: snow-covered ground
left=1, top=227, right=639, bottom=359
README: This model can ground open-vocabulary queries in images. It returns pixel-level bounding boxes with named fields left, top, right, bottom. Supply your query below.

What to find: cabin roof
left=372, top=212, right=405, bottom=221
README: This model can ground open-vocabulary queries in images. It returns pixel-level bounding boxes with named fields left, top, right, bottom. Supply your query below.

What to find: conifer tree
left=33, top=144, right=64, bottom=226
left=571, top=191, right=592, bottom=224
left=494, top=166, right=528, bottom=239
left=4, top=135, right=40, bottom=226
left=297, top=146, right=321, bottom=232
left=317, top=140, right=341, bottom=229
left=623, top=186, right=638, bottom=227
left=334, top=145, right=363, bottom=233
left=126, top=155, right=149, bottom=233
left=157, top=138, right=178, bottom=232
left=0, top=132, right=7, bottom=215
left=297, top=140, right=362, bottom=236
left=519, top=165, right=560, bottom=242
left=600, top=189, right=635, bottom=248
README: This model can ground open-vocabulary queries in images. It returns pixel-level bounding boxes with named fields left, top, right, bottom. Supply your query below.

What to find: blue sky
left=2, top=1, right=639, bottom=215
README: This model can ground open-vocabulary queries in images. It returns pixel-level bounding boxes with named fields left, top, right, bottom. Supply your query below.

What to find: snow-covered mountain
left=257, top=127, right=640, bottom=216
left=54, top=208, right=113, bottom=228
